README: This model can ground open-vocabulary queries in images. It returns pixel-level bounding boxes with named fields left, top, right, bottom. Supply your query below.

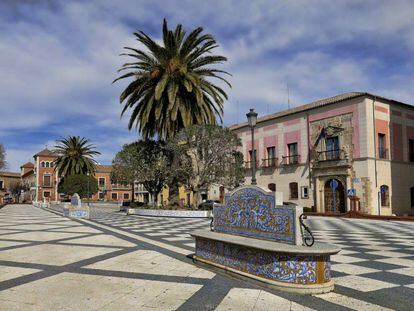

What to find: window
left=289, top=182, right=298, bottom=199
left=266, top=146, right=276, bottom=167
left=99, top=192, right=105, bottom=200
left=0, top=180, right=3, bottom=190
left=380, top=185, right=389, bottom=207
left=410, top=187, right=414, bottom=208
left=287, top=143, right=298, bottom=164
left=43, top=191, right=50, bottom=198
left=326, top=136, right=340, bottom=160
left=99, top=178, right=106, bottom=187
left=41, top=162, right=45, bottom=168
left=123, top=193, right=129, bottom=200
left=409, top=139, right=414, bottom=162
left=301, top=186, right=309, bottom=199
left=268, top=183, right=276, bottom=192
left=378, top=133, right=387, bottom=159
left=45, top=162, right=50, bottom=168
left=111, top=193, right=118, bottom=200
left=43, top=175, right=51, bottom=187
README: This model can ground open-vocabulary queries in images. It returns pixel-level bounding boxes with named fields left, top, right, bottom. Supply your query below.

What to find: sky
left=1, top=0, right=414, bottom=171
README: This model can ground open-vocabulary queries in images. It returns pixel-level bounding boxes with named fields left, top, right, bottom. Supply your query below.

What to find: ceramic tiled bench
left=191, top=186, right=340, bottom=294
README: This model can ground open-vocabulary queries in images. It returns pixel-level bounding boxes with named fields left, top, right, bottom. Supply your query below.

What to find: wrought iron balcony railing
left=261, top=157, right=278, bottom=168
left=316, top=149, right=347, bottom=161
left=282, top=155, right=300, bottom=165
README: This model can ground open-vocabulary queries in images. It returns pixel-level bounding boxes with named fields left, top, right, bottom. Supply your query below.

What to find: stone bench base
left=191, top=230, right=340, bottom=294
left=63, top=206, right=90, bottom=219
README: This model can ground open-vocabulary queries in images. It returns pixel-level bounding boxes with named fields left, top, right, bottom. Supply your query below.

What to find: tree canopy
left=111, top=140, right=186, bottom=205
left=58, top=174, right=98, bottom=199
left=169, top=125, right=245, bottom=206
left=114, top=18, right=231, bottom=140
left=53, top=136, right=100, bottom=177
left=0, top=143, right=6, bottom=171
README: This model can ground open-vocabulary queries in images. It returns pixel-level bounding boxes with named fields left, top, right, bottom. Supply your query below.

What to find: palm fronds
left=114, top=19, right=231, bottom=140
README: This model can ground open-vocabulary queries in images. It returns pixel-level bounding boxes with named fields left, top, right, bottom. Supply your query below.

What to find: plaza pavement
left=0, top=204, right=413, bottom=310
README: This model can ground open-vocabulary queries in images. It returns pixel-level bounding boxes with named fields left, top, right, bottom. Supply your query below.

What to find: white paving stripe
left=77, top=218, right=192, bottom=256
left=315, top=292, right=395, bottom=311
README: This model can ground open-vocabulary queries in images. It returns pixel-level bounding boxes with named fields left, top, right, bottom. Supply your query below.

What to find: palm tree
left=114, top=18, right=231, bottom=140
left=53, top=136, right=101, bottom=177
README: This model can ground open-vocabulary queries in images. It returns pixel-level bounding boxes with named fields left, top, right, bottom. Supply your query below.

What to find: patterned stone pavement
left=0, top=204, right=413, bottom=310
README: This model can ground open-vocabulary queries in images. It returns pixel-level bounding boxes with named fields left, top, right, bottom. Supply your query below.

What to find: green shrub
left=303, top=207, right=313, bottom=213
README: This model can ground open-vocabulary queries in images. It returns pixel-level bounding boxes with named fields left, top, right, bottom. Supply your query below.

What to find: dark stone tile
left=358, top=271, right=414, bottom=285
left=349, top=252, right=388, bottom=260
left=355, top=260, right=406, bottom=271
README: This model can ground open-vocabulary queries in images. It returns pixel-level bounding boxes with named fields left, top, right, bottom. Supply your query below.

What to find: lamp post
left=87, top=172, right=90, bottom=207
left=246, top=108, right=258, bottom=185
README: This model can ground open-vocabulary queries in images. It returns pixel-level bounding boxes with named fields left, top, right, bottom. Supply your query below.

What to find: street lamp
left=246, top=108, right=258, bottom=185
left=87, top=172, right=90, bottom=207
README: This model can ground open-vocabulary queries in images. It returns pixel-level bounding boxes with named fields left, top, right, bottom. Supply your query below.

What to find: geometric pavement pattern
left=0, top=204, right=413, bottom=310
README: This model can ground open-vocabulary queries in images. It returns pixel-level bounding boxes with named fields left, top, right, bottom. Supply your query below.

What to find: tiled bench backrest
left=213, top=186, right=302, bottom=245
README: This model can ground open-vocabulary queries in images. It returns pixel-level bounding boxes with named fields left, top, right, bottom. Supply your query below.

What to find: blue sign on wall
left=330, top=179, right=339, bottom=190
left=347, top=189, right=356, bottom=197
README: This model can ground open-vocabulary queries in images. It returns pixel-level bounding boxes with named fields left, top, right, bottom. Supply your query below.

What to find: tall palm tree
left=53, top=136, right=101, bottom=176
left=114, top=18, right=231, bottom=140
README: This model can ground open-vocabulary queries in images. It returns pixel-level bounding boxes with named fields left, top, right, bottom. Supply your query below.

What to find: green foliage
left=53, top=136, right=100, bottom=177
left=169, top=125, right=245, bottom=205
left=0, top=143, right=6, bottom=171
left=112, top=140, right=177, bottom=204
left=114, top=19, right=231, bottom=140
left=58, top=174, right=98, bottom=198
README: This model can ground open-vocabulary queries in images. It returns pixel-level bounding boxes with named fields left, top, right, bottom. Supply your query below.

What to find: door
left=324, top=179, right=345, bottom=213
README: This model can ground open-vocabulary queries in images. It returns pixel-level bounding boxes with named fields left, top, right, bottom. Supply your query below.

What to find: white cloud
left=2, top=0, right=414, bottom=171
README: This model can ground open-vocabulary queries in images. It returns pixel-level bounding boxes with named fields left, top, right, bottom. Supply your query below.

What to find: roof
left=20, top=162, right=34, bottom=168
left=21, top=169, right=34, bottom=179
left=229, top=92, right=414, bottom=130
left=0, top=171, right=21, bottom=178
left=34, top=149, right=57, bottom=157
left=96, top=165, right=112, bottom=173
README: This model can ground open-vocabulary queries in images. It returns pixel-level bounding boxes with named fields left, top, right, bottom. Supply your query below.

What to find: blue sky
left=1, top=0, right=414, bottom=171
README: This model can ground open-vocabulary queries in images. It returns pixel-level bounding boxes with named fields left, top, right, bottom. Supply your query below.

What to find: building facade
left=30, top=149, right=132, bottom=203
left=231, top=92, right=414, bottom=216
left=20, top=162, right=36, bottom=202
left=0, top=171, right=21, bottom=203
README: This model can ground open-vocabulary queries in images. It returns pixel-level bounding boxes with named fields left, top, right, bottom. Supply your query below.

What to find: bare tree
left=0, top=144, right=6, bottom=171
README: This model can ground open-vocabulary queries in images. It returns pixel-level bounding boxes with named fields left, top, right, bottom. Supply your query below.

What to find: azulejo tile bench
left=62, top=193, right=90, bottom=219
left=191, top=186, right=340, bottom=294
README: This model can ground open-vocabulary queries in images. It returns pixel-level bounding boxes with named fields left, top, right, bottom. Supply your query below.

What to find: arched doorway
left=324, top=179, right=345, bottom=213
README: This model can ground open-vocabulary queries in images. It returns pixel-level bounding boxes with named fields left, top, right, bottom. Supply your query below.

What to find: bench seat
left=191, top=230, right=340, bottom=294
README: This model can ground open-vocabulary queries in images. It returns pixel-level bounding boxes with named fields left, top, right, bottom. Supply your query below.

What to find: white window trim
left=301, top=186, right=309, bottom=199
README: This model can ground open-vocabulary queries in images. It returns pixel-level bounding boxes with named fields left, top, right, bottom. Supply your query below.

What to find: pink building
left=230, top=92, right=414, bottom=216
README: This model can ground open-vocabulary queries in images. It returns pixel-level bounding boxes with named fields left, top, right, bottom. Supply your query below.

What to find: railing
left=378, top=148, right=388, bottom=159
left=244, top=161, right=259, bottom=169
left=261, top=157, right=278, bottom=168
left=316, top=149, right=346, bottom=161
left=282, top=155, right=300, bottom=165
left=42, top=183, right=52, bottom=188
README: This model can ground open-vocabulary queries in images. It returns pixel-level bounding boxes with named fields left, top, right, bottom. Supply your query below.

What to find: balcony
left=261, top=157, right=278, bottom=168
left=244, top=161, right=259, bottom=170
left=314, top=149, right=349, bottom=168
left=316, top=149, right=347, bottom=161
left=282, top=155, right=300, bottom=166
left=378, top=148, right=388, bottom=159
left=42, top=183, right=53, bottom=188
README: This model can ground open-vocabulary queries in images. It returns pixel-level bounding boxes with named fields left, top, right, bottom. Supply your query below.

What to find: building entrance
left=324, top=178, right=346, bottom=213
